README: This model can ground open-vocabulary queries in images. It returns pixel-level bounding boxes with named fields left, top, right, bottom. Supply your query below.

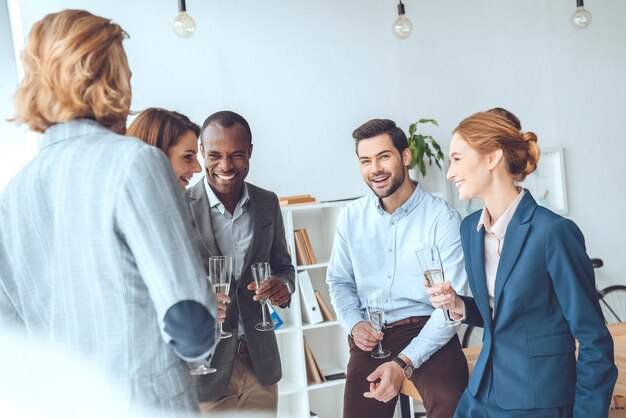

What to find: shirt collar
left=41, top=119, right=112, bottom=150
left=374, top=182, right=424, bottom=216
left=477, top=188, right=525, bottom=236
left=203, top=176, right=249, bottom=212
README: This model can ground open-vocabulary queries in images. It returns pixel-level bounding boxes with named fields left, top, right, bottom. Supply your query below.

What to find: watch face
left=403, top=367, right=413, bottom=379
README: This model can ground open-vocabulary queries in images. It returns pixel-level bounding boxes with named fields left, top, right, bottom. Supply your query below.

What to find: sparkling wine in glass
left=251, top=262, right=274, bottom=332
left=416, top=245, right=461, bottom=328
left=366, top=292, right=390, bottom=359
left=210, top=256, right=233, bottom=339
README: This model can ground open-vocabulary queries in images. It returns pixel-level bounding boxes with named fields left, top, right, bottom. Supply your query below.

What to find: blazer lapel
left=492, top=191, right=536, bottom=315
left=470, top=224, right=493, bottom=329
left=188, top=181, right=222, bottom=257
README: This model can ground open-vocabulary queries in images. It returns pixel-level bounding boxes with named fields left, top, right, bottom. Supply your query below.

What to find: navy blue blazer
left=459, top=191, right=617, bottom=415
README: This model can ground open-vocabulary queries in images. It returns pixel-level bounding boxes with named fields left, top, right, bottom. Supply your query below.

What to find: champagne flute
left=188, top=357, right=216, bottom=375
left=251, top=262, right=274, bottom=332
left=416, top=245, right=461, bottom=327
left=189, top=274, right=218, bottom=375
left=365, top=292, right=390, bottom=359
left=210, top=256, right=233, bottom=339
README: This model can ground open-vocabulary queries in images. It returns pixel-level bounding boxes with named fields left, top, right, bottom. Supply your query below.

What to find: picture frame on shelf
left=521, top=147, right=568, bottom=214
left=446, top=147, right=568, bottom=217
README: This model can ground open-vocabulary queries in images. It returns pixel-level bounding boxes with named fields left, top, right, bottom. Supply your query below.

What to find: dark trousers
left=344, top=319, right=469, bottom=418
left=454, top=362, right=572, bottom=418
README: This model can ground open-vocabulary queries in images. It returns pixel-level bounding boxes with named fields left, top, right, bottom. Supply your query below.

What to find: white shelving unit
left=275, top=201, right=351, bottom=418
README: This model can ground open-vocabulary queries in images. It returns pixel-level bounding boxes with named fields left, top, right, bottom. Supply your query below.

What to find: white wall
left=2, top=0, right=625, bottom=286
left=0, top=0, right=34, bottom=190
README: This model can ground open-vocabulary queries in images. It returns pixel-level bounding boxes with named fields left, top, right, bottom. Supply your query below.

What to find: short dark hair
left=352, top=119, right=408, bottom=155
left=200, top=110, right=252, bottom=145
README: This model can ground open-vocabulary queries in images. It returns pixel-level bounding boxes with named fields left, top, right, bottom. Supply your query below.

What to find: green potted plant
left=406, top=118, right=445, bottom=177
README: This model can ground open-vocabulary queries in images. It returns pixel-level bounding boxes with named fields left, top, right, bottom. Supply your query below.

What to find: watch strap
left=392, top=356, right=408, bottom=370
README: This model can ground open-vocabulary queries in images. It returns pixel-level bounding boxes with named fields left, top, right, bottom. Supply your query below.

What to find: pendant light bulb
left=173, top=0, right=196, bottom=38
left=392, top=1, right=413, bottom=40
left=571, top=0, right=591, bottom=30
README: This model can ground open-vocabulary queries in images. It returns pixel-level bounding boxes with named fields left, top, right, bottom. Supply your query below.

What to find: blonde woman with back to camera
left=426, top=108, right=617, bottom=417
left=1, top=9, right=219, bottom=417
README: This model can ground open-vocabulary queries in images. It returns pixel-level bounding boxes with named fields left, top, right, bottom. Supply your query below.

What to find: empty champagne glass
left=251, top=262, right=274, bottom=332
left=416, top=245, right=461, bottom=327
left=188, top=273, right=219, bottom=375
left=188, top=357, right=216, bottom=375
left=365, top=292, right=390, bottom=359
left=210, top=256, right=233, bottom=339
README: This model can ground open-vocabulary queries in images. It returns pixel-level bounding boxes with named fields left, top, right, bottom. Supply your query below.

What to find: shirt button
left=388, top=248, right=392, bottom=253
left=387, top=275, right=391, bottom=279
left=391, top=221, right=395, bottom=226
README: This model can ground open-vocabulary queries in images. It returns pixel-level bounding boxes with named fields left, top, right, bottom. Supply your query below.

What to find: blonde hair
left=453, top=110, right=540, bottom=182
left=12, top=9, right=131, bottom=133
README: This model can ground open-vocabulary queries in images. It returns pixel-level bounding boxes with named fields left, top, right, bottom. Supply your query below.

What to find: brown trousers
left=199, top=352, right=277, bottom=416
left=344, top=318, right=468, bottom=418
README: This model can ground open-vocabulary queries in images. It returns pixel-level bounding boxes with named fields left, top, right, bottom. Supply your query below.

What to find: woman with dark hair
left=128, top=108, right=202, bottom=190
left=427, top=109, right=616, bottom=417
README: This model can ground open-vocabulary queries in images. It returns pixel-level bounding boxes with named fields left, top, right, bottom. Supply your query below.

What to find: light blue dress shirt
left=326, top=184, right=467, bottom=368
left=203, top=177, right=253, bottom=282
left=204, top=178, right=252, bottom=339
left=202, top=178, right=293, bottom=338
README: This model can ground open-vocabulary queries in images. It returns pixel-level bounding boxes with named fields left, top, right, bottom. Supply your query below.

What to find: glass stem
left=261, top=301, right=269, bottom=324
left=377, top=340, right=384, bottom=354
left=441, top=301, right=453, bottom=323
left=219, top=322, right=224, bottom=334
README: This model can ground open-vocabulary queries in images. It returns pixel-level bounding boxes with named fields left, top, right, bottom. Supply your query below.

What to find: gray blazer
left=0, top=120, right=217, bottom=416
left=186, top=180, right=295, bottom=401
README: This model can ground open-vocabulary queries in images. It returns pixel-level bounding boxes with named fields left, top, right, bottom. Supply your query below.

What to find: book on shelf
left=320, top=366, right=346, bottom=381
left=294, top=230, right=310, bottom=265
left=314, top=290, right=336, bottom=322
left=299, top=271, right=323, bottom=324
left=279, top=194, right=317, bottom=206
left=303, top=336, right=325, bottom=384
left=301, top=229, right=318, bottom=264
left=294, top=229, right=317, bottom=265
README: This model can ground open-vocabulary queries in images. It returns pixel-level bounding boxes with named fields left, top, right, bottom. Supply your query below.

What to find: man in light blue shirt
left=327, top=119, right=469, bottom=418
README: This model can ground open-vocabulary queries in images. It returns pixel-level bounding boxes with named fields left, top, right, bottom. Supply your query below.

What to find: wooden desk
left=611, top=322, right=626, bottom=400
left=399, top=322, right=626, bottom=417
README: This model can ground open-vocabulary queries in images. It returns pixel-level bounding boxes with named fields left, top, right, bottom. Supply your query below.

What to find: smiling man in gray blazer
left=185, top=110, right=295, bottom=415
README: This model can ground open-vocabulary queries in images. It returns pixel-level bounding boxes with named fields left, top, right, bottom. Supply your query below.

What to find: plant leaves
left=405, top=118, right=444, bottom=176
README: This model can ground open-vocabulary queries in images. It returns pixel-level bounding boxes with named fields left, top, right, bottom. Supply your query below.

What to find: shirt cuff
left=342, top=311, right=367, bottom=338
left=450, top=299, right=466, bottom=322
left=280, top=278, right=294, bottom=294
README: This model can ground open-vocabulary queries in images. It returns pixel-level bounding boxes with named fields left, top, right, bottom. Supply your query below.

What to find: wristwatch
left=392, top=356, right=413, bottom=379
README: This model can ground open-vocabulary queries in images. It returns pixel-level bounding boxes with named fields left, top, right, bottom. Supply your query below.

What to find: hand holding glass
left=251, top=262, right=274, bottom=332
left=416, top=245, right=461, bottom=327
left=211, top=256, right=233, bottom=339
left=365, top=292, right=390, bottom=359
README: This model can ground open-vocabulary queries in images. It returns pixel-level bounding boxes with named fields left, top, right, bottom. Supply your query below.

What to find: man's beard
left=367, top=168, right=405, bottom=199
